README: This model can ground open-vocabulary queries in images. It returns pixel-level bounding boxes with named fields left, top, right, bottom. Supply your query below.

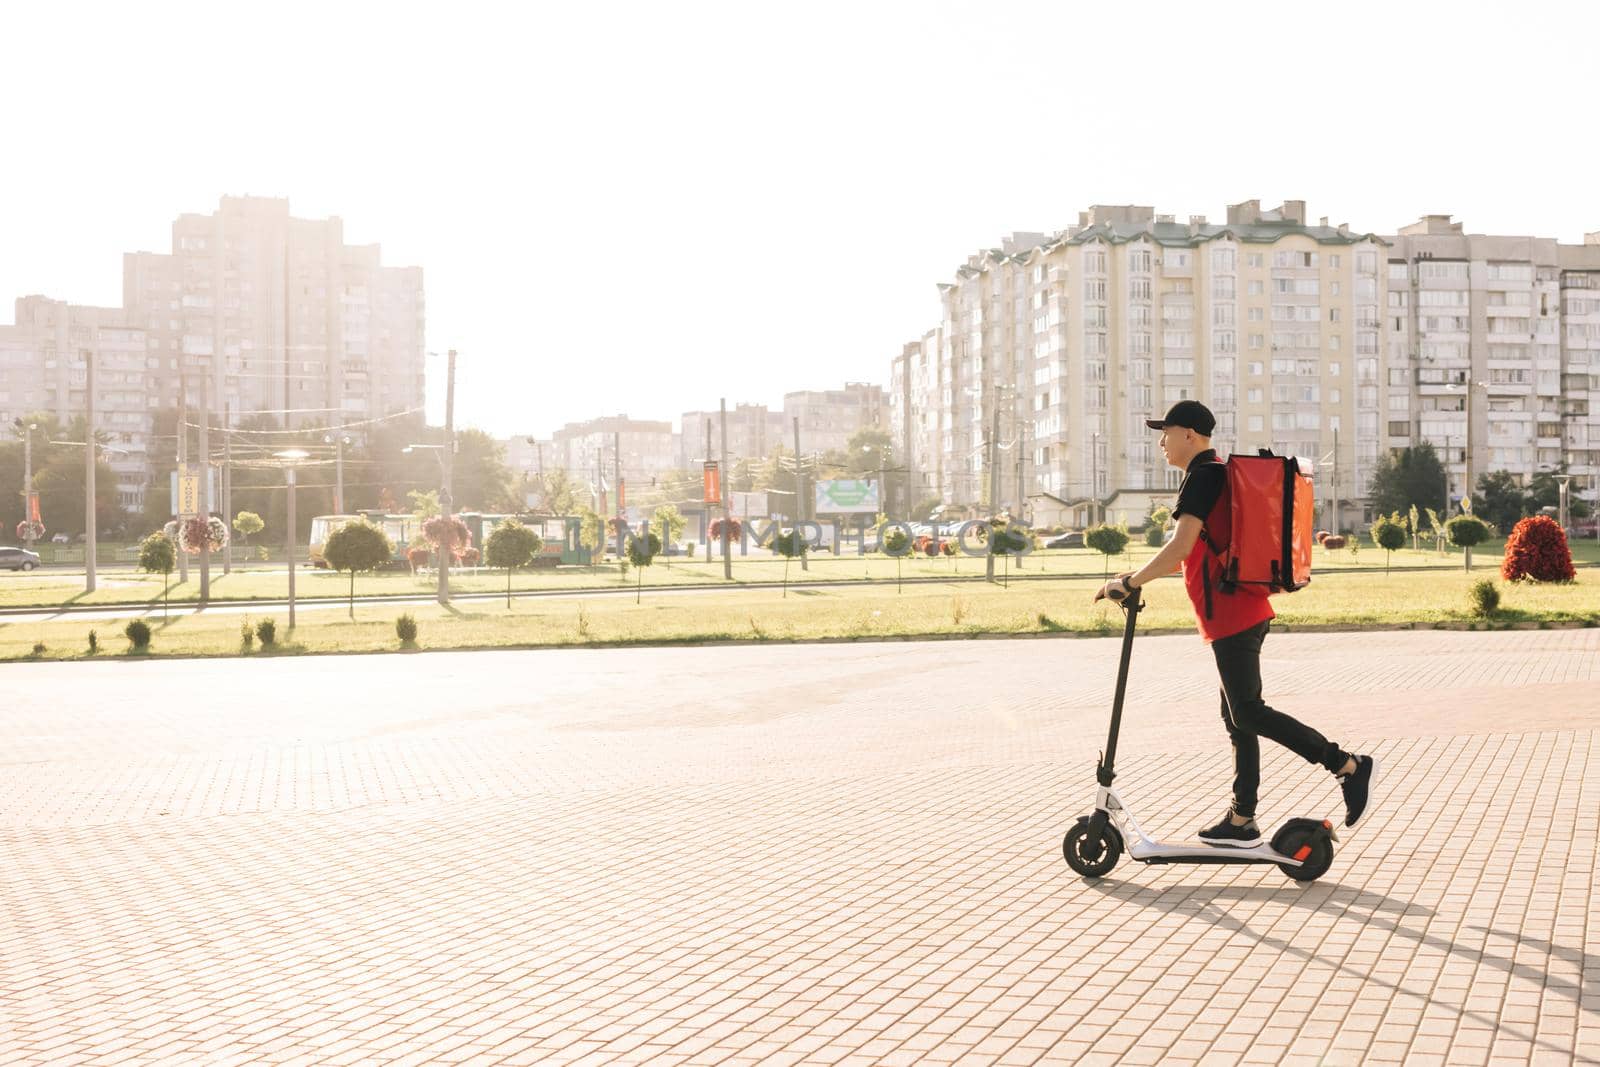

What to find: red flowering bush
left=406, top=546, right=432, bottom=571
left=460, top=547, right=481, bottom=566
left=924, top=539, right=942, bottom=558
left=422, top=515, right=470, bottom=553
left=708, top=517, right=742, bottom=542
left=177, top=515, right=229, bottom=555
left=16, top=520, right=44, bottom=541
left=1321, top=535, right=1347, bottom=550
left=1315, top=530, right=1330, bottom=545
left=1501, top=515, right=1575, bottom=582
left=940, top=541, right=956, bottom=557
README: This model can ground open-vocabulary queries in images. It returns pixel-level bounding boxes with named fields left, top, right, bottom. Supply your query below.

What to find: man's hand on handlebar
left=1092, top=573, right=1137, bottom=604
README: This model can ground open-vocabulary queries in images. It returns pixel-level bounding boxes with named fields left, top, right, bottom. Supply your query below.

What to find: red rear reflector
left=1293, top=845, right=1312, bottom=861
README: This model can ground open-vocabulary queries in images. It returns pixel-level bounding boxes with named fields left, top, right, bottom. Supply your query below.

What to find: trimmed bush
left=87, top=630, right=98, bottom=655
left=1500, top=515, right=1575, bottom=583
left=1144, top=524, right=1165, bottom=548
left=255, top=618, right=277, bottom=648
left=1446, top=514, right=1493, bottom=572
left=1321, top=534, right=1347, bottom=550
left=1468, top=579, right=1500, bottom=618
left=396, top=613, right=418, bottom=645
left=1085, top=524, right=1130, bottom=577
left=125, top=619, right=152, bottom=651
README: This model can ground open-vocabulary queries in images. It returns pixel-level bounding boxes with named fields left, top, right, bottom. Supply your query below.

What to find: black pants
left=1212, top=621, right=1349, bottom=819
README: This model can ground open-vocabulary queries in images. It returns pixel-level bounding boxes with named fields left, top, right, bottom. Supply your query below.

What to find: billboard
left=814, top=479, right=879, bottom=514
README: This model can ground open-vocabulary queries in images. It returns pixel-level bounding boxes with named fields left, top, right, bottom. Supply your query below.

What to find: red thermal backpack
left=1200, top=450, right=1315, bottom=596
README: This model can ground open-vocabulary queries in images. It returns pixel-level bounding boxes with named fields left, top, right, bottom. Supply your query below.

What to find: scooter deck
left=1128, top=839, right=1295, bottom=865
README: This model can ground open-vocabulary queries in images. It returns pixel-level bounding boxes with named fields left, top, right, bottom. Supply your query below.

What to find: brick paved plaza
left=1, top=627, right=1597, bottom=1065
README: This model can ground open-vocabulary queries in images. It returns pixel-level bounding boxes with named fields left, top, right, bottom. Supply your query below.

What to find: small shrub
left=951, top=597, right=967, bottom=626
left=87, top=630, right=98, bottom=655
left=1315, top=529, right=1331, bottom=545
left=396, top=613, right=418, bottom=645
left=240, top=618, right=255, bottom=651
left=256, top=545, right=270, bottom=562
left=1144, top=524, right=1165, bottom=548
left=1469, top=579, right=1501, bottom=618
left=1500, top=515, right=1575, bottom=583
left=255, top=618, right=277, bottom=648
left=576, top=604, right=591, bottom=638
left=125, top=619, right=152, bottom=651
left=1321, top=534, right=1347, bottom=550
left=31, top=641, right=46, bottom=657
left=460, top=546, right=481, bottom=566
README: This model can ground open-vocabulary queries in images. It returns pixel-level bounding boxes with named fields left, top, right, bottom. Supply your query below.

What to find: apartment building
left=679, top=404, right=787, bottom=468
left=550, top=415, right=678, bottom=503
left=123, top=195, right=425, bottom=430
left=0, top=297, right=152, bottom=513
left=1383, top=216, right=1600, bottom=508
left=914, top=202, right=1387, bottom=526
left=887, top=328, right=942, bottom=506
left=782, top=383, right=887, bottom=456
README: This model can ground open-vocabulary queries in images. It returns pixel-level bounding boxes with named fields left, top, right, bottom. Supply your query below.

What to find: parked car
left=1044, top=531, right=1084, bottom=549
left=50, top=533, right=69, bottom=544
left=0, top=547, right=42, bottom=571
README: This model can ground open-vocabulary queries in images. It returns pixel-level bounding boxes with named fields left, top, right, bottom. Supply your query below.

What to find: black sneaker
left=1197, top=812, right=1262, bottom=847
left=1340, top=755, right=1379, bottom=829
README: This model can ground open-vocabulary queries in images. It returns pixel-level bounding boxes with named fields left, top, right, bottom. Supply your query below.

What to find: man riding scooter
left=1092, top=401, right=1378, bottom=843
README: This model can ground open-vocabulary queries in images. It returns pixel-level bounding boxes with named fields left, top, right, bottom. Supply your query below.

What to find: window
left=1247, top=361, right=1263, bottom=376
left=1212, top=304, right=1235, bottom=326
left=1247, top=388, right=1263, bottom=403
left=1249, top=333, right=1264, bottom=350
left=1212, top=276, right=1236, bottom=300
left=1248, top=280, right=1264, bottom=296
left=1329, top=254, right=1341, bottom=269
left=1084, top=279, right=1106, bottom=302
left=1328, top=335, right=1341, bottom=351
left=1166, top=251, right=1191, bottom=269
left=1212, top=330, right=1236, bottom=352
left=1248, top=415, right=1264, bottom=432
left=1128, top=248, right=1151, bottom=273
left=1487, top=263, right=1533, bottom=282
left=1084, top=250, right=1107, bottom=274
left=1129, top=278, right=1152, bottom=301
left=1164, top=358, right=1195, bottom=376
left=1247, top=307, right=1263, bottom=321
left=1211, top=248, right=1236, bottom=272
left=1356, top=251, right=1377, bottom=274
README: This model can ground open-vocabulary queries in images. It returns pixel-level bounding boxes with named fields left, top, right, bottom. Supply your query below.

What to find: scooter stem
left=1098, top=587, right=1143, bottom=787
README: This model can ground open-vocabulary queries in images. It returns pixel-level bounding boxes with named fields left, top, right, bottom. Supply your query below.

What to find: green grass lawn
left=4, top=566, right=1595, bottom=663
left=5, top=535, right=1596, bottom=611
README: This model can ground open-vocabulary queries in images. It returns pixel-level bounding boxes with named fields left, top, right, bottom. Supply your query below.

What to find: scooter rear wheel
left=1063, top=816, right=1122, bottom=879
left=1272, top=827, right=1334, bottom=882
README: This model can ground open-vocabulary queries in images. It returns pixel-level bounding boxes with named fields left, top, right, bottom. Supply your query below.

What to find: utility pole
left=19, top=421, right=35, bottom=553
left=286, top=465, right=297, bottom=628
left=720, top=399, right=732, bottom=579
left=222, top=403, right=232, bottom=575
left=333, top=431, right=346, bottom=514
left=986, top=406, right=1000, bottom=582
left=84, top=350, right=97, bottom=593
left=1090, top=430, right=1101, bottom=527
left=614, top=429, right=624, bottom=558
left=177, top=372, right=189, bottom=584
left=199, top=374, right=211, bottom=603
left=438, top=348, right=455, bottom=605
left=792, top=416, right=808, bottom=572
left=705, top=419, right=714, bottom=562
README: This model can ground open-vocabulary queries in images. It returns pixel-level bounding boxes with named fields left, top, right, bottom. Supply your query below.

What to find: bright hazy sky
left=3, top=1, right=1597, bottom=439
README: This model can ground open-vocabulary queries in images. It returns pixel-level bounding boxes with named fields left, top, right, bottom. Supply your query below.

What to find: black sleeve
left=1173, top=464, right=1225, bottom=522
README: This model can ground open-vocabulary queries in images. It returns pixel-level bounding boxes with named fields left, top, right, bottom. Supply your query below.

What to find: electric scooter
left=1062, top=585, right=1339, bottom=882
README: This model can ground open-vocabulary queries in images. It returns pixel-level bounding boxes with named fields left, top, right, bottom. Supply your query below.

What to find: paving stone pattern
left=1, top=628, right=1597, bottom=1065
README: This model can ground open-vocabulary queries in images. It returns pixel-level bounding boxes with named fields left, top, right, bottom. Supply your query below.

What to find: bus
left=308, top=512, right=590, bottom=569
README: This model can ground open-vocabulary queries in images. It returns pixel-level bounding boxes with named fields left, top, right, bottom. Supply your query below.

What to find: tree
left=452, top=429, right=518, bottom=512
left=1501, top=515, right=1575, bottom=583
left=484, top=518, right=542, bottom=608
left=577, top=507, right=605, bottom=568
left=233, top=511, right=264, bottom=553
left=539, top=469, right=579, bottom=515
left=772, top=528, right=806, bottom=598
left=1423, top=507, right=1446, bottom=555
left=1085, top=523, right=1130, bottom=578
left=1475, top=470, right=1524, bottom=534
left=422, top=514, right=471, bottom=566
left=1370, top=512, right=1406, bottom=574
left=882, top=525, right=910, bottom=593
left=1446, top=514, right=1492, bottom=572
left=408, top=489, right=441, bottom=520
left=626, top=530, right=661, bottom=603
left=138, top=532, right=177, bottom=619
left=845, top=428, right=894, bottom=476
left=322, top=519, right=395, bottom=616
left=1367, top=444, right=1448, bottom=519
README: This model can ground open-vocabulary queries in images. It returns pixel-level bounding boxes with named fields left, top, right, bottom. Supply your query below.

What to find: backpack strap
left=1196, top=459, right=1229, bottom=558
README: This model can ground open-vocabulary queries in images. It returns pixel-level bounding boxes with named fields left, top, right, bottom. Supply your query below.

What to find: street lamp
left=13, top=420, right=38, bottom=551
left=1443, top=379, right=1487, bottom=514
left=324, top=432, right=352, bottom=514
left=273, top=449, right=310, bottom=629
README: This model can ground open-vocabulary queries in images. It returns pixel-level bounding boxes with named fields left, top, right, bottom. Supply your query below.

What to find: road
left=1, top=630, right=1597, bottom=1063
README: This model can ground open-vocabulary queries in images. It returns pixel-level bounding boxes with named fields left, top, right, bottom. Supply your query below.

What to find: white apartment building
left=898, top=202, right=1600, bottom=524
left=909, top=202, right=1386, bottom=527
left=550, top=415, right=678, bottom=504
left=1, top=297, right=152, bottom=513
left=782, top=383, right=887, bottom=457
left=123, top=195, right=425, bottom=429
left=679, top=404, right=787, bottom=468
left=1383, top=216, right=1600, bottom=509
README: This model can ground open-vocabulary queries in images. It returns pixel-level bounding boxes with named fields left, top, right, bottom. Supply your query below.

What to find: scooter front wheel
left=1063, top=816, right=1122, bottom=879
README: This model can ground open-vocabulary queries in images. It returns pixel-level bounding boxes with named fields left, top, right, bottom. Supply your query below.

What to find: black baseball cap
left=1145, top=400, right=1216, bottom=436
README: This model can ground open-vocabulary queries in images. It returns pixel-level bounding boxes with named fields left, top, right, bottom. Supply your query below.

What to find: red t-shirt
left=1173, top=452, right=1274, bottom=643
